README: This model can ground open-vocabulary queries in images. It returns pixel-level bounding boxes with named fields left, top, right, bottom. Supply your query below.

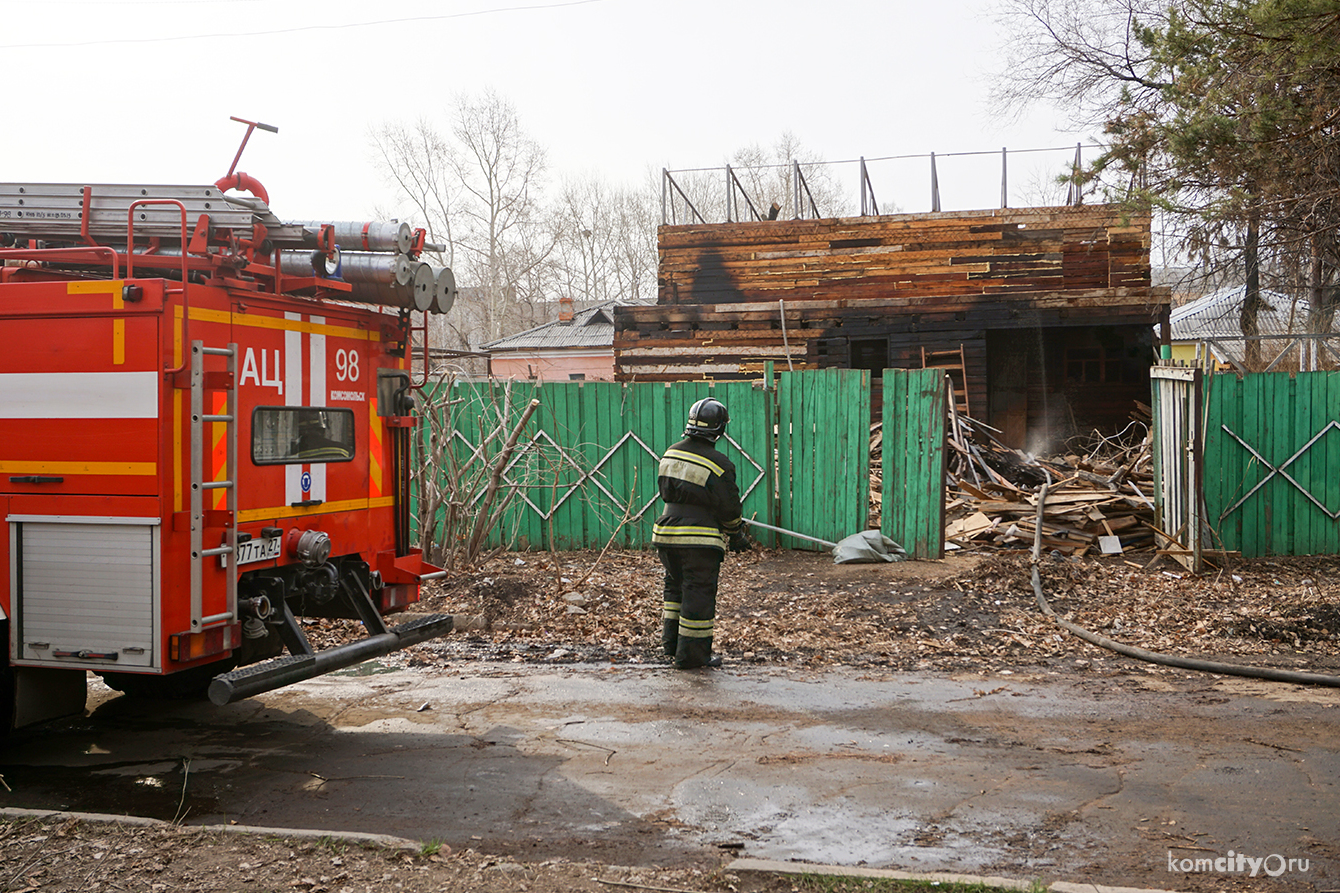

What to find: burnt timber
left=614, top=205, right=1172, bottom=447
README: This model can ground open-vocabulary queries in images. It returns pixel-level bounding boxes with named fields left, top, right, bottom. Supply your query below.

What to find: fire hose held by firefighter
left=651, top=398, right=748, bottom=670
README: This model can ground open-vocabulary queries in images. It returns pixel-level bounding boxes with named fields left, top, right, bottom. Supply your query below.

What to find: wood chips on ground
left=300, top=547, right=1340, bottom=676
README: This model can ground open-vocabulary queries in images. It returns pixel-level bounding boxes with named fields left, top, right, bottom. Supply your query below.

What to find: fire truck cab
left=0, top=166, right=455, bottom=735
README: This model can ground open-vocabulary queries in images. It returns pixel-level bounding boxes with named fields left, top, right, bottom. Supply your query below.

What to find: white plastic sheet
left=832, top=530, right=907, bottom=564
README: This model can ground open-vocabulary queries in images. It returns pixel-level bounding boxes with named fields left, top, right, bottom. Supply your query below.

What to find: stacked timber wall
left=613, top=205, right=1167, bottom=388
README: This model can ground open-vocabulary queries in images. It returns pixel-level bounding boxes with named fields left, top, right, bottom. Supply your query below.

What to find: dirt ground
left=0, top=816, right=836, bottom=893
left=5, top=545, right=1339, bottom=893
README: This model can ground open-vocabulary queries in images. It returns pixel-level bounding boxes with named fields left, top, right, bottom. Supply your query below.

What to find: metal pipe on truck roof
left=337, top=251, right=424, bottom=309
left=406, top=260, right=436, bottom=312
left=336, top=255, right=434, bottom=311
left=430, top=266, right=457, bottom=314
left=291, top=220, right=413, bottom=254
left=338, top=250, right=413, bottom=285
left=277, top=247, right=341, bottom=278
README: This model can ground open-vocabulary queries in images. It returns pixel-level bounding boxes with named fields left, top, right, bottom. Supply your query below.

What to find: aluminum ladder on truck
left=190, top=340, right=240, bottom=633
left=0, top=183, right=310, bottom=247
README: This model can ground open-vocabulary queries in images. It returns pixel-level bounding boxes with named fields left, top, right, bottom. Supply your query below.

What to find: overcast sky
left=4, top=0, right=1090, bottom=224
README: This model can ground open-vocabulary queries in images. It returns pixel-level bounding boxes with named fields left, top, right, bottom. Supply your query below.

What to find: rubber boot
left=661, top=614, right=679, bottom=657
left=675, top=635, right=715, bottom=670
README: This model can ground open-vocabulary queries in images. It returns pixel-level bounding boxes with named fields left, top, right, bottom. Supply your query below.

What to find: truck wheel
left=99, top=659, right=236, bottom=700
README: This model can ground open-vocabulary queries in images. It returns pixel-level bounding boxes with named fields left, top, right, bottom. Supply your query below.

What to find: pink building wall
left=490, top=351, right=616, bottom=381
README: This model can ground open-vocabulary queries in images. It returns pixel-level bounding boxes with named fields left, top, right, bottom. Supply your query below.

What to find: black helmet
left=684, top=398, right=729, bottom=440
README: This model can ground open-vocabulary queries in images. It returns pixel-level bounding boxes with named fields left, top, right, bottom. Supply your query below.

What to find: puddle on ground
left=0, top=761, right=220, bottom=822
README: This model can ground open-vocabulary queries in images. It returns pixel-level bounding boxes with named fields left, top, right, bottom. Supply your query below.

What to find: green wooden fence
left=428, top=378, right=774, bottom=551
left=417, top=368, right=945, bottom=558
left=777, top=369, right=871, bottom=548
left=1203, top=370, right=1340, bottom=557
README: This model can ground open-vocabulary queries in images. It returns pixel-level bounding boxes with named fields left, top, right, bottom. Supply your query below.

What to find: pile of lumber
left=942, top=409, right=1158, bottom=556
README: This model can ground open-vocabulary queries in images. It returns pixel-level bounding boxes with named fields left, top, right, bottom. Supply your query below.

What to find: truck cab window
left=252, top=407, right=355, bottom=464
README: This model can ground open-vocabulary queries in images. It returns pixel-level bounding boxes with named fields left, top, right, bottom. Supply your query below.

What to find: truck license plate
left=225, top=536, right=283, bottom=567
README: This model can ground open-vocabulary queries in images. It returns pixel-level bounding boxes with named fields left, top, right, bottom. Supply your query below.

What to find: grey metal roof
left=481, top=301, right=620, bottom=352
left=1169, top=286, right=1318, bottom=339
left=1168, top=286, right=1340, bottom=367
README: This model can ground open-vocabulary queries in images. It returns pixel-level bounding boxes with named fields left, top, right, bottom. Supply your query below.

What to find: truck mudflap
left=208, top=613, right=457, bottom=705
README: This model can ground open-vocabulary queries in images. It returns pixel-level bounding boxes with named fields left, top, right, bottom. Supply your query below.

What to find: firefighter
left=293, top=412, right=351, bottom=461
left=652, top=397, right=750, bottom=669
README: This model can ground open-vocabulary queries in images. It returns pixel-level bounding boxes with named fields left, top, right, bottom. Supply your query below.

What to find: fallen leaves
left=334, top=545, right=1340, bottom=676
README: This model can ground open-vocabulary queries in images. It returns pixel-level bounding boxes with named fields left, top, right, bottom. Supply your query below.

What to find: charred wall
left=614, top=205, right=1170, bottom=444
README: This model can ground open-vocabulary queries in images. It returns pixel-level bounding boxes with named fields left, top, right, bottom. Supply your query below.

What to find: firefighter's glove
left=729, top=531, right=752, bottom=553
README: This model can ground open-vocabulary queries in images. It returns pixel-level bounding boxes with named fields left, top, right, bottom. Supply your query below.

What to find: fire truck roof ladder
left=0, top=183, right=309, bottom=247
left=191, top=340, right=240, bottom=634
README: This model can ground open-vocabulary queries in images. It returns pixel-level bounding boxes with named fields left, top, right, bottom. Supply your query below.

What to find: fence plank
left=794, top=372, right=814, bottom=544
left=577, top=382, right=606, bottom=547
left=646, top=381, right=670, bottom=548
left=1207, top=373, right=1242, bottom=552
left=1274, top=375, right=1293, bottom=555
left=607, top=383, right=632, bottom=547
left=506, top=382, right=539, bottom=551
left=1316, top=371, right=1335, bottom=551
left=821, top=372, right=838, bottom=537
left=776, top=374, right=796, bottom=543
left=802, top=371, right=818, bottom=541
left=837, top=372, right=858, bottom=534
left=1240, top=373, right=1265, bottom=555
left=1227, top=372, right=1249, bottom=553
left=848, top=370, right=873, bottom=538
left=780, top=374, right=797, bottom=543
left=563, top=382, right=591, bottom=550
left=885, top=367, right=908, bottom=552
left=1295, top=373, right=1315, bottom=555
left=1269, top=375, right=1289, bottom=555
left=599, top=380, right=627, bottom=545
left=1326, top=373, right=1340, bottom=555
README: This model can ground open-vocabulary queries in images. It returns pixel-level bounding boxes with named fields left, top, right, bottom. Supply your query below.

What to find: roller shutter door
left=12, top=518, right=157, bottom=669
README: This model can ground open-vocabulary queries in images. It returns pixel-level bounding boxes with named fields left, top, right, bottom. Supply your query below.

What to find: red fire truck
left=0, top=121, right=457, bottom=735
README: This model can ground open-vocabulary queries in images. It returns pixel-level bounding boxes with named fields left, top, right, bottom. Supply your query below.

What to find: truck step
left=389, top=613, right=456, bottom=637
left=208, top=613, right=459, bottom=706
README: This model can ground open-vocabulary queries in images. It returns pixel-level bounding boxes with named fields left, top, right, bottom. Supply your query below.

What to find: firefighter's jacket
left=652, top=436, right=744, bottom=553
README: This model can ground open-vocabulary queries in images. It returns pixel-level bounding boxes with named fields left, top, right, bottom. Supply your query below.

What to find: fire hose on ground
left=1029, top=473, right=1340, bottom=689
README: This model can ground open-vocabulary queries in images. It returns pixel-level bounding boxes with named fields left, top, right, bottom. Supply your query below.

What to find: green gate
left=882, top=368, right=947, bottom=560
left=1203, top=370, right=1340, bottom=557
left=776, top=369, right=872, bottom=549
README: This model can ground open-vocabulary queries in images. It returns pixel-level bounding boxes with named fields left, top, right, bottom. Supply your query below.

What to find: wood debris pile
left=942, top=408, right=1160, bottom=557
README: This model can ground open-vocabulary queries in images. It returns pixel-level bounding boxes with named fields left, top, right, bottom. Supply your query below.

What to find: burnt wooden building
left=613, top=205, right=1171, bottom=449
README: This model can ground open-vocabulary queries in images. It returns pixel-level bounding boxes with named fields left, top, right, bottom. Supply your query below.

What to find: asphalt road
left=0, top=662, right=1336, bottom=890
